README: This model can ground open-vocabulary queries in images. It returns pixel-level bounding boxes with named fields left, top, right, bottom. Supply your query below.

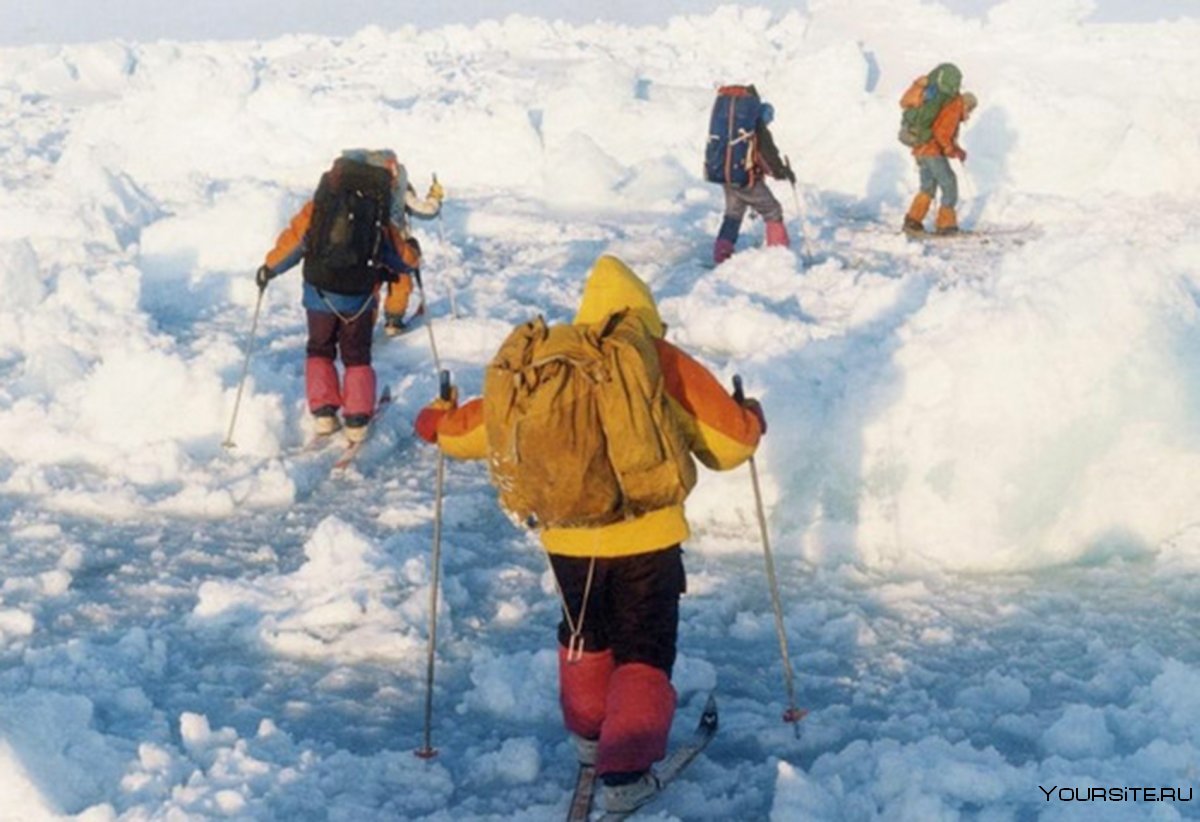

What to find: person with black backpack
left=412, top=255, right=766, bottom=815
left=703, top=84, right=795, bottom=264
left=898, top=64, right=977, bottom=235
left=256, top=149, right=444, bottom=442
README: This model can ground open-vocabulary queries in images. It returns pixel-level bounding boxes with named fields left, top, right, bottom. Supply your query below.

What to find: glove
left=782, top=165, right=797, bottom=184
left=742, top=397, right=767, bottom=436
left=413, top=388, right=458, bottom=444
left=951, top=148, right=967, bottom=162
left=427, top=179, right=445, bottom=202
left=255, top=265, right=275, bottom=290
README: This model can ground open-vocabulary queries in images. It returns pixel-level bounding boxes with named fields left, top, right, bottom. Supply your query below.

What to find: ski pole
left=733, top=375, right=806, bottom=737
left=783, top=155, right=814, bottom=265
left=221, top=281, right=266, bottom=449
left=411, top=263, right=426, bottom=318
left=416, top=368, right=453, bottom=759
left=956, top=158, right=975, bottom=202
left=432, top=173, right=446, bottom=246
left=431, top=172, right=460, bottom=319
left=412, top=274, right=442, bottom=374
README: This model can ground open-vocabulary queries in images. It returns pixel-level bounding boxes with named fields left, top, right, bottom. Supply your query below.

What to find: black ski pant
left=549, top=545, right=686, bottom=676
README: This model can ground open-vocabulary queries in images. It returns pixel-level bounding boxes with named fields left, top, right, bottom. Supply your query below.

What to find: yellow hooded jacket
left=427, top=255, right=763, bottom=558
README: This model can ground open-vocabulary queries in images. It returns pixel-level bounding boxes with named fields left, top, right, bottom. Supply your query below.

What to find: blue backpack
left=704, top=85, right=764, bottom=187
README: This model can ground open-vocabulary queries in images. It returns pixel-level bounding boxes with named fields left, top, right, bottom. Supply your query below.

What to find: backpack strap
left=547, top=554, right=598, bottom=662
left=315, top=288, right=376, bottom=324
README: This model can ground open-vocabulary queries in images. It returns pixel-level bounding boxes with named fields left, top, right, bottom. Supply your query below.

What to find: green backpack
left=898, top=63, right=962, bottom=148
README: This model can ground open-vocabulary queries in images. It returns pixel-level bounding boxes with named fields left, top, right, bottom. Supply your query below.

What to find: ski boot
left=343, top=414, right=370, bottom=444
left=602, top=771, right=660, bottom=814
left=313, top=406, right=341, bottom=436
left=384, top=314, right=406, bottom=337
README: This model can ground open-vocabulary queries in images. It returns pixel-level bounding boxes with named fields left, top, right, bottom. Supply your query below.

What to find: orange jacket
left=264, top=201, right=312, bottom=273
left=421, top=256, right=764, bottom=558
left=913, top=94, right=967, bottom=158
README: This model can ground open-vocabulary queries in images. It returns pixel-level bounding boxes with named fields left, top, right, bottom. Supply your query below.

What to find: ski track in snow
left=3, top=3, right=1200, bottom=820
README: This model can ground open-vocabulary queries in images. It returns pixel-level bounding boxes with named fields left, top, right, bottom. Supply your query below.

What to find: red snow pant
left=305, top=308, right=376, bottom=419
left=551, top=546, right=685, bottom=778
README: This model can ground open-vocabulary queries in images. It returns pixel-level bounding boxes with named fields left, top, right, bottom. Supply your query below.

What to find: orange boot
left=904, top=192, right=932, bottom=233
left=383, top=238, right=422, bottom=334
left=559, top=646, right=615, bottom=742
left=383, top=274, right=413, bottom=334
left=935, top=206, right=958, bottom=235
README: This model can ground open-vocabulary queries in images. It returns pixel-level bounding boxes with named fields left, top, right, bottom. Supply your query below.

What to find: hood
left=573, top=255, right=665, bottom=339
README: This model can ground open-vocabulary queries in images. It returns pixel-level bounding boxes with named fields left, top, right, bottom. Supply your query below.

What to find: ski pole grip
left=732, top=375, right=745, bottom=405
left=439, top=369, right=452, bottom=402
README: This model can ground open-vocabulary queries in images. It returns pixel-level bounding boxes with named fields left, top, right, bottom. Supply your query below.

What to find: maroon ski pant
left=305, top=308, right=376, bottom=417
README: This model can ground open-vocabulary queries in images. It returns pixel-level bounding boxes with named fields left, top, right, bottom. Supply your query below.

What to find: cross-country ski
left=596, top=695, right=719, bottom=821
left=331, top=387, right=393, bottom=472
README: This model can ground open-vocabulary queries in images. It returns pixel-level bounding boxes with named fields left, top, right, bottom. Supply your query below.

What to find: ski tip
left=414, top=746, right=439, bottom=760
left=701, top=692, right=719, bottom=730
left=783, top=707, right=807, bottom=724
left=783, top=705, right=807, bottom=740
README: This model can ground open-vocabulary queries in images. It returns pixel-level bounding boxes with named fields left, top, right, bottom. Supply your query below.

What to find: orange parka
left=903, top=88, right=969, bottom=159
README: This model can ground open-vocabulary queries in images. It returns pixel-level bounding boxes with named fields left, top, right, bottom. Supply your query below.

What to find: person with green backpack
left=898, top=63, right=977, bottom=235
left=413, top=254, right=766, bottom=815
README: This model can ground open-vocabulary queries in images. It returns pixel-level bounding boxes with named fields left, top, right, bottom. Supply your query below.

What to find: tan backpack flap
left=594, top=315, right=696, bottom=514
left=484, top=317, right=623, bottom=528
left=483, top=318, right=538, bottom=473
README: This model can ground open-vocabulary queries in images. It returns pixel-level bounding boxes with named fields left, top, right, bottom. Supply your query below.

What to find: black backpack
left=303, top=157, right=393, bottom=295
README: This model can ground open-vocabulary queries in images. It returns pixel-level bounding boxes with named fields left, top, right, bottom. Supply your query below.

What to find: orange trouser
left=936, top=205, right=958, bottom=231
left=384, top=274, right=413, bottom=318
left=383, top=239, right=421, bottom=318
left=906, top=191, right=933, bottom=223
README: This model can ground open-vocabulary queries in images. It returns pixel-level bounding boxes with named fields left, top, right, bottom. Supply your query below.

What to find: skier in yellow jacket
left=414, top=255, right=766, bottom=814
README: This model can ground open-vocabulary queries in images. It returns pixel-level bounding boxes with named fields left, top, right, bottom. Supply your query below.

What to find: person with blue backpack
left=704, top=84, right=795, bottom=265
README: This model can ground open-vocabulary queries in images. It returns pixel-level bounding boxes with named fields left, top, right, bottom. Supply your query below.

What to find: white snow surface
left=3, top=1, right=1200, bottom=819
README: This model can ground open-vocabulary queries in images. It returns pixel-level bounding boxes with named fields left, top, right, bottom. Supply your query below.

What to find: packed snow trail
left=6, top=203, right=1200, bottom=820
left=9, top=472, right=1200, bottom=819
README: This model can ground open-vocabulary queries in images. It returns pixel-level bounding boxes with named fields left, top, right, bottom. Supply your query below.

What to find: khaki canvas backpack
left=483, top=311, right=697, bottom=529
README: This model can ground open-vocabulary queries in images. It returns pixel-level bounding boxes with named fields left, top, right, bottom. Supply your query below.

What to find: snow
left=2, top=0, right=1200, bottom=819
